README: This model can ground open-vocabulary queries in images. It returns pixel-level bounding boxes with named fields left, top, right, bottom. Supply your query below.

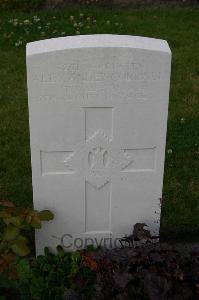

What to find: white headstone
left=26, top=35, right=171, bottom=254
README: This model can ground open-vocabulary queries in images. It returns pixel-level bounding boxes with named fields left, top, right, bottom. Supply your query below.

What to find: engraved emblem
left=64, top=130, right=133, bottom=190
left=88, top=147, right=109, bottom=170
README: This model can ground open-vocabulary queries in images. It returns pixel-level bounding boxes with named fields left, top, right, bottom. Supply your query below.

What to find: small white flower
left=61, top=32, right=66, bottom=36
left=70, top=16, right=74, bottom=21
left=79, top=13, right=84, bottom=18
left=73, top=23, right=78, bottom=28
left=33, top=17, right=40, bottom=23
left=106, top=20, right=110, bottom=25
left=180, top=118, right=185, bottom=123
left=114, top=22, right=119, bottom=26
left=76, top=30, right=80, bottom=35
left=15, top=40, right=22, bottom=47
left=167, top=149, right=173, bottom=154
left=86, top=17, right=91, bottom=22
left=93, top=19, right=97, bottom=23
left=52, top=16, right=56, bottom=19
left=24, top=19, right=30, bottom=25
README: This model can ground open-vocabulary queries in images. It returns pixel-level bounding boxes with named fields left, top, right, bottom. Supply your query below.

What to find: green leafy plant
left=17, top=245, right=96, bottom=300
left=0, top=200, right=54, bottom=278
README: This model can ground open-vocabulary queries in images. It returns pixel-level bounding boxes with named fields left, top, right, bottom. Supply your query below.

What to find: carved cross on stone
left=41, top=108, right=156, bottom=233
left=27, top=35, right=171, bottom=254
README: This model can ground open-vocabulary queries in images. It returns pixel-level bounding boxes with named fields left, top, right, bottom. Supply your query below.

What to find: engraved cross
left=41, top=107, right=156, bottom=233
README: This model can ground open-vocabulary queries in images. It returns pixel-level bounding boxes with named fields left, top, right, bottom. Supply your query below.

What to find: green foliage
left=0, top=0, right=43, bottom=10
left=39, top=210, right=54, bottom=221
left=0, top=200, right=54, bottom=278
left=18, top=246, right=96, bottom=300
left=77, top=0, right=113, bottom=6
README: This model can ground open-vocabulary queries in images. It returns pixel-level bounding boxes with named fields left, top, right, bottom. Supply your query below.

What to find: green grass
left=0, top=7, right=198, bottom=241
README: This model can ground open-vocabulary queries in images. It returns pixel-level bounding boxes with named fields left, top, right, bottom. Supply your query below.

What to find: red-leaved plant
left=0, top=200, right=54, bottom=278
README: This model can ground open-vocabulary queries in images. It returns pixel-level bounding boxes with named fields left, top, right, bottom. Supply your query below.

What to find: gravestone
left=26, top=35, right=171, bottom=254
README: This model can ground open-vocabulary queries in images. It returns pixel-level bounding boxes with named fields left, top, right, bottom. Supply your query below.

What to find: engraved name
left=32, top=61, right=162, bottom=84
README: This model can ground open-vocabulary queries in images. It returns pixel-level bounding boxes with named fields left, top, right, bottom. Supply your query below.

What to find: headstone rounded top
left=26, top=34, right=171, bottom=56
left=26, top=32, right=172, bottom=254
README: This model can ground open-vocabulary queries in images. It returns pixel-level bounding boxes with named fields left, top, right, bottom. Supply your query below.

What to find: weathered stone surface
left=26, top=35, right=171, bottom=254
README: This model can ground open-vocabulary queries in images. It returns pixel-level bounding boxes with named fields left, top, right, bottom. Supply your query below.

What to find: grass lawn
left=0, top=6, right=198, bottom=241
